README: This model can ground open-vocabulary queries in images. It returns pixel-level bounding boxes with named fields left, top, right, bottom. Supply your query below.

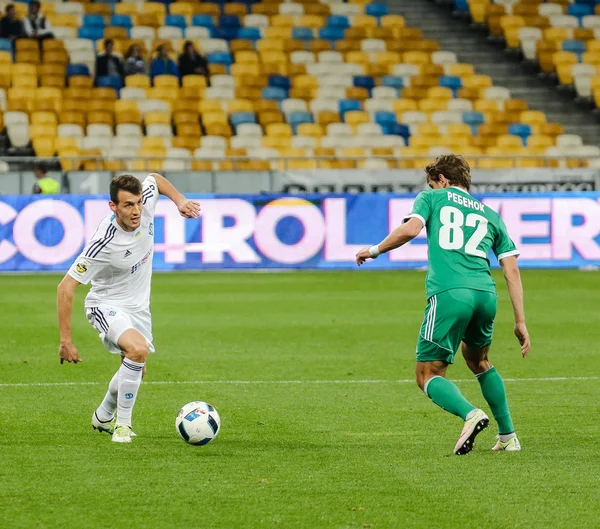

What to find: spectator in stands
left=32, top=163, right=59, bottom=194
left=96, top=38, right=124, bottom=80
left=0, top=4, right=24, bottom=42
left=123, top=44, right=148, bottom=76
left=23, top=1, right=53, bottom=42
left=150, top=44, right=179, bottom=79
left=178, top=41, right=209, bottom=79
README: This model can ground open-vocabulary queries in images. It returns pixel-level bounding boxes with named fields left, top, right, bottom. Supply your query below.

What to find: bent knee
left=123, top=342, right=149, bottom=363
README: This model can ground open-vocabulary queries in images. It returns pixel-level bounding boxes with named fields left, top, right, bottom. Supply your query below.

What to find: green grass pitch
left=0, top=270, right=597, bottom=529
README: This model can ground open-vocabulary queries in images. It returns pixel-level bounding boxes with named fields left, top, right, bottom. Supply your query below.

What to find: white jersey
left=68, top=175, right=159, bottom=312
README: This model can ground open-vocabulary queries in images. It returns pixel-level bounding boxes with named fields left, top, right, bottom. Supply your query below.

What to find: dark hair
left=125, top=44, right=139, bottom=59
left=33, top=162, right=46, bottom=174
left=110, top=174, right=142, bottom=204
left=425, top=154, right=472, bottom=191
left=104, top=38, right=114, bottom=48
left=29, top=0, right=40, bottom=8
left=6, top=4, right=15, bottom=12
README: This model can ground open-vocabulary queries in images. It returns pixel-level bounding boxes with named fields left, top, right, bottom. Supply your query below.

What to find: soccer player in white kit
left=57, top=173, right=200, bottom=443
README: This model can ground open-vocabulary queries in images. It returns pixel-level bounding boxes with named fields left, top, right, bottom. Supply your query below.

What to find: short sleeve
left=142, top=175, right=160, bottom=214
left=403, top=191, right=433, bottom=226
left=492, top=216, right=520, bottom=261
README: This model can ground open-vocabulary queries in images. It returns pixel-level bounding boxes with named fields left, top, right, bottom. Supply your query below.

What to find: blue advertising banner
left=0, top=193, right=599, bottom=271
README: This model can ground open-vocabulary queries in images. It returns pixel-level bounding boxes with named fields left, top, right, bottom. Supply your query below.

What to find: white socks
left=116, top=358, right=145, bottom=427
left=96, top=371, right=119, bottom=422
left=499, top=433, right=517, bottom=443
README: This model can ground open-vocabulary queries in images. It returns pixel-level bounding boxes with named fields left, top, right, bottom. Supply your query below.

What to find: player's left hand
left=177, top=199, right=201, bottom=219
left=356, top=247, right=374, bottom=266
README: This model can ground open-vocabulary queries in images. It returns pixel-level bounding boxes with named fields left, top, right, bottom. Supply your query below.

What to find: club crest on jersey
left=124, top=249, right=132, bottom=258
left=135, top=231, right=141, bottom=238
left=149, top=222, right=153, bottom=236
left=76, top=262, right=87, bottom=274
left=108, top=310, right=116, bottom=316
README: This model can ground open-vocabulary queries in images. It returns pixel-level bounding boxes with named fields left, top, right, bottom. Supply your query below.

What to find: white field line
left=0, top=376, right=598, bottom=388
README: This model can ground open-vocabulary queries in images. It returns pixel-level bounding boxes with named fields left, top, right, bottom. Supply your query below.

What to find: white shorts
left=86, top=305, right=155, bottom=355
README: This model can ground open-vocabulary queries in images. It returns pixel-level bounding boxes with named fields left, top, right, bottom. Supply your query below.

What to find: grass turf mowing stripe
left=0, top=376, right=598, bottom=388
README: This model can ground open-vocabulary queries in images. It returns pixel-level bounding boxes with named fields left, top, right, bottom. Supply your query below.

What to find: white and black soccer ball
left=176, top=401, right=221, bottom=446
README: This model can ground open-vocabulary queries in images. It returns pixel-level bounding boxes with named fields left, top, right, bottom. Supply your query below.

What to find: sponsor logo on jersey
left=131, top=249, right=152, bottom=274
left=124, top=249, right=132, bottom=258
left=149, top=222, right=153, bottom=236
left=76, top=262, right=88, bottom=274
left=125, top=393, right=134, bottom=399
left=135, top=231, right=141, bottom=238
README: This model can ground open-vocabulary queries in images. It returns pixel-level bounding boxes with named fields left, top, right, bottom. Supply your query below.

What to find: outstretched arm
left=500, top=256, right=531, bottom=358
left=149, top=172, right=201, bottom=219
left=356, top=217, right=423, bottom=265
left=57, top=274, right=83, bottom=364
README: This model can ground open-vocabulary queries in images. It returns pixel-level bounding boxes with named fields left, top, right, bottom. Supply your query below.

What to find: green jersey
left=405, top=186, right=519, bottom=298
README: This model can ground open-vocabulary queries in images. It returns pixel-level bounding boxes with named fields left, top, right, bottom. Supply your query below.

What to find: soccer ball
left=176, top=401, right=221, bottom=446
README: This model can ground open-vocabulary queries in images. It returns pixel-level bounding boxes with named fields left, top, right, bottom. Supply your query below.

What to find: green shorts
left=416, top=288, right=498, bottom=364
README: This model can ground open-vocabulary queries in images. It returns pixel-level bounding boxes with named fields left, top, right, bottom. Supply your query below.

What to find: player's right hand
left=59, top=343, right=83, bottom=364
left=514, top=322, right=530, bottom=358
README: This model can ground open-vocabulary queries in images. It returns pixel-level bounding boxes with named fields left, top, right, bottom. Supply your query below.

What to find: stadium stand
left=0, top=0, right=598, bottom=170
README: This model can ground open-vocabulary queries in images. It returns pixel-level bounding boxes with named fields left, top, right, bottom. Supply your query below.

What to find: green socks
left=476, top=366, right=514, bottom=435
left=425, top=376, right=477, bottom=420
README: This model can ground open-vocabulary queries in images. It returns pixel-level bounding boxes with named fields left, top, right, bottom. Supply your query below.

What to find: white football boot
left=112, top=425, right=134, bottom=443
left=454, top=409, right=489, bottom=455
left=492, top=435, right=521, bottom=452
left=92, top=411, right=115, bottom=434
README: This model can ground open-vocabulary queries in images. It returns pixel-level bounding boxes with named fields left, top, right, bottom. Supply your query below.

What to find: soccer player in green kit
left=356, top=155, right=531, bottom=455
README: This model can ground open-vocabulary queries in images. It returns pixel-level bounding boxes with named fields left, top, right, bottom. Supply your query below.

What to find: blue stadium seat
left=365, top=3, right=388, bottom=17
left=166, top=15, right=187, bottom=29
left=568, top=4, right=593, bottom=18
left=390, top=123, right=410, bottom=143
left=78, top=26, right=104, bottom=41
left=192, top=15, right=215, bottom=28
left=262, top=86, right=288, bottom=101
left=237, top=27, right=261, bottom=41
left=110, top=15, right=132, bottom=29
left=0, top=38, right=12, bottom=52
left=326, top=15, right=350, bottom=29
left=380, top=75, right=404, bottom=90
left=288, top=111, right=314, bottom=133
left=439, top=75, right=462, bottom=96
left=219, top=15, right=241, bottom=27
left=319, top=27, right=344, bottom=42
left=454, top=0, right=469, bottom=13
left=207, top=51, right=233, bottom=65
left=509, top=123, right=532, bottom=144
left=339, top=99, right=361, bottom=117
left=353, top=75, right=375, bottom=90
left=269, top=75, right=291, bottom=90
left=462, top=111, right=485, bottom=127
left=97, top=75, right=122, bottom=92
left=67, top=64, right=90, bottom=77
left=95, top=0, right=118, bottom=4
left=292, top=27, right=314, bottom=41
left=83, top=14, right=105, bottom=28
left=211, top=27, right=238, bottom=40
left=562, top=40, right=586, bottom=54
left=374, top=111, right=397, bottom=127
left=230, top=112, right=256, bottom=127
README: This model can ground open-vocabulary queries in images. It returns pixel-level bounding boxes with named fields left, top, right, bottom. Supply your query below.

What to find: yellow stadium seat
left=12, top=75, right=37, bottom=88
left=205, top=123, right=232, bottom=137
left=115, top=3, right=141, bottom=16
left=474, top=99, right=500, bottom=113
left=297, top=123, right=324, bottom=137
left=427, top=87, right=453, bottom=100
left=114, top=100, right=139, bottom=114
left=262, top=136, right=291, bottom=150
left=202, top=111, right=228, bottom=126
left=304, top=4, right=330, bottom=17
left=48, top=13, right=79, bottom=27
left=346, top=87, right=369, bottom=101
left=87, top=111, right=114, bottom=126
left=30, top=123, right=57, bottom=139
left=60, top=111, right=86, bottom=128
left=235, top=50, right=259, bottom=64
left=228, top=99, right=254, bottom=113
left=544, top=27, right=570, bottom=44
left=257, top=39, right=285, bottom=53
left=199, top=101, right=224, bottom=114
left=153, top=75, right=179, bottom=88
left=448, top=63, right=475, bottom=77
left=583, top=51, right=600, bottom=66
left=259, top=111, right=284, bottom=127
left=416, top=123, right=441, bottom=136
left=147, top=87, right=179, bottom=102
left=143, top=2, right=166, bottom=16
left=54, top=137, right=79, bottom=153
left=145, top=111, right=171, bottom=125
left=462, top=75, right=493, bottom=90
left=298, top=15, right=325, bottom=28
left=527, top=135, right=554, bottom=149
left=223, top=3, right=247, bottom=16
left=173, top=110, right=199, bottom=126
left=92, top=87, right=118, bottom=100
left=15, top=39, right=38, bottom=52
left=393, top=99, right=418, bottom=113
left=271, top=15, right=294, bottom=27
left=496, top=135, right=523, bottom=149
left=266, top=123, right=293, bottom=137
left=33, top=137, right=55, bottom=157
left=231, top=63, right=261, bottom=77
left=124, top=74, right=150, bottom=89
left=354, top=15, right=378, bottom=27
left=265, top=27, right=292, bottom=40
left=180, top=75, right=206, bottom=89
left=403, top=51, right=430, bottom=66
left=380, top=14, right=405, bottom=28
left=419, top=99, right=448, bottom=112
left=231, top=39, right=255, bottom=53
left=446, top=123, right=472, bottom=137
left=31, top=111, right=57, bottom=126
left=476, top=157, right=515, bottom=169
left=344, top=111, right=369, bottom=125
left=191, top=3, right=220, bottom=16
left=116, top=109, right=142, bottom=125
left=141, top=137, right=167, bottom=150
left=520, top=110, right=547, bottom=125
